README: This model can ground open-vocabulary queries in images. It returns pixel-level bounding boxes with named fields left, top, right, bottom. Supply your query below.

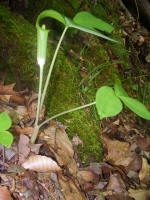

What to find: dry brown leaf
left=22, top=155, right=61, bottom=172
left=43, top=124, right=77, bottom=175
left=0, top=83, right=17, bottom=95
left=27, top=96, right=45, bottom=121
left=10, top=95, right=25, bottom=105
left=129, top=189, right=150, bottom=200
left=18, top=134, right=30, bottom=163
left=139, top=157, right=150, bottom=184
left=106, top=173, right=127, bottom=194
left=136, top=136, right=150, bottom=151
left=58, top=174, right=87, bottom=200
left=77, top=170, right=96, bottom=184
left=0, top=186, right=13, bottom=200
left=15, top=126, right=33, bottom=135
left=101, top=135, right=130, bottom=166
left=0, top=95, right=11, bottom=102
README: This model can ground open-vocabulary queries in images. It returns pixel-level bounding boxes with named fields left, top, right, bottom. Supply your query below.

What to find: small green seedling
left=0, top=112, right=13, bottom=147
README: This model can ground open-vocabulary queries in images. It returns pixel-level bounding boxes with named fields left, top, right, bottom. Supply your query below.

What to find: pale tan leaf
left=0, top=186, right=13, bottom=200
left=139, top=157, right=150, bottom=184
left=22, top=155, right=61, bottom=172
left=129, top=189, right=150, bottom=200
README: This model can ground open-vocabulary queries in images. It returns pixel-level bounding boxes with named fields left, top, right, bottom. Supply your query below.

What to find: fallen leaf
left=15, top=126, right=33, bottom=135
left=72, top=134, right=83, bottom=146
left=10, top=95, right=25, bottom=105
left=0, top=186, right=13, bottom=200
left=107, top=173, right=127, bottom=194
left=77, top=170, right=96, bottom=184
left=18, top=134, right=30, bottom=163
left=43, top=124, right=77, bottom=175
left=129, top=189, right=150, bottom=200
left=58, top=174, right=87, bottom=200
left=139, top=157, right=150, bottom=184
left=101, top=135, right=130, bottom=166
left=0, top=83, right=17, bottom=95
left=22, top=155, right=61, bottom=172
left=136, top=136, right=150, bottom=151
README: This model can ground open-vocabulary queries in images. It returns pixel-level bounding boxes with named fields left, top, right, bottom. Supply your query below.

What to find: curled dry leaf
left=18, top=134, right=30, bottom=163
left=77, top=170, right=96, bottom=184
left=58, top=174, right=87, bottom=200
left=15, top=126, right=33, bottom=135
left=139, top=157, right=150, bottom=184
left=101, top=135, right=132, bottom=167
left=0, top=186, right=13, bottom=200
left=43, top=124, right=77, bottom=175
left=129, top=189, right=150, bottom=200
left=22, top=155, right=61, bottom=172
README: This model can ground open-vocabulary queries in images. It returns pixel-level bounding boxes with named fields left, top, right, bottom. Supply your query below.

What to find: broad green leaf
left=0, top=131, right=13, bottom=147
left=114, top=83, right=128, bottom=97
left=96, top=86, right=123, bottom=119
left=36, top=10, right=66, bottom=29
left=0, top=112, right=12, bottom=131
left=73, top=11, right=114, bottom=33
left=120, top=96, right=150, bottom=120
left=65, top=17, right=117, bottom=43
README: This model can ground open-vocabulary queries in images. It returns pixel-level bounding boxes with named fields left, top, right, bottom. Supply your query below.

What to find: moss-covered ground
left=0, top=0, right=140, bottom=164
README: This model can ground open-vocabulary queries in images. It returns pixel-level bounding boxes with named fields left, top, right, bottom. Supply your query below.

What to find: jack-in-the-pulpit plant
left=31, top=9, right=150, bottom=144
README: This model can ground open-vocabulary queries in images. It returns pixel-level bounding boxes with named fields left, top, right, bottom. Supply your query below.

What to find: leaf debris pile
left=0, top=82, right=150, bottom=200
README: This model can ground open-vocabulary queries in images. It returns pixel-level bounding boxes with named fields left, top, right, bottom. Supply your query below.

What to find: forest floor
left=0, top=1, right=150, bottom=200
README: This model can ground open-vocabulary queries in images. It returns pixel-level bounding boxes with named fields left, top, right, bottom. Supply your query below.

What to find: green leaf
left=119, top=96, right=150, bottom=120
left=36, top=10, right=66, bottom=29
left=73, top=11, right=114, bottom=33
left=0, top=131, right=13, bottom=147
left=0, top=112, right=12, bottom=131
left=114, top=83, right=128, bottom=97
left=96, top=86, right=123, bottom=119
left=65, top=17, right=117, bottom=43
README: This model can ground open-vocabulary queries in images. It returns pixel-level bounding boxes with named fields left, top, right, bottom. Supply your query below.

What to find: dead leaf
left=101, top=135, right=130, bottom=166
left=72, top=134, right=83, bottom=146
left=129, top=189, right=150, bottom=200
left=22, top=155, right=61, bottom=172
left=18, top=134, right=30, bottom=163
left=77, top=170, right=96, bottom=184
left=43, top=124, right=77, bottom=175
left=0, top=186, right=13, bottom=200
left=139, top=157, right=150, bottom=184
left=27, top=94, right=45, bottom=121
left=0, top=83, right=17, bottom=95
left=58, top=174, right=87, bottom=200
left=10, top=95, right=25, bottom=105
left=136, top=136, right=150, bottom=151
left=15, top=126, right=33, bottom=135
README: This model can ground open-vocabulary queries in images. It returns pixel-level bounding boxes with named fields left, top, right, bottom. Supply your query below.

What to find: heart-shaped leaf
left=0, top=131, right=13, bottom=147
left=73, top=11, right=114, bottom=33
left=0, top=112, right=12, bottom=131
left=119, top=96, right=150, bottom=120
left=114, top=83, right=128, bottom=97
left=96, top=86, right=123, bottom=119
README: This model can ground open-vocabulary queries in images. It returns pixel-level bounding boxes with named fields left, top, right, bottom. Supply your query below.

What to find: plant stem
left=39, top=26, right=68, bottom=112
left=35, top=64, right=44, bottom=127
left=31, top=64, right=43, bottom=144
left=39, top=101, right=96, bottom=129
